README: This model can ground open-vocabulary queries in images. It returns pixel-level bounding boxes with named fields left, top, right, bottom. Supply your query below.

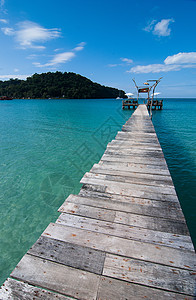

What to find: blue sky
left=0, top=0, right=196, bottom=97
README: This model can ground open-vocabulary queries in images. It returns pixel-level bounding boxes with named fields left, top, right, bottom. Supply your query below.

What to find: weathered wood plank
left=97, top=276, right=194, bottom=300
left=103, top=254, right=196, bottom=296
left=0, top=278, right=73, bottom=299
left=42, top=223, right=196, bottom=270
left=11, top=254, right=100, bottom=300
left=28, top=236, right=106, bottom=275
left=78, top=190, right=181, bottom=210
left=80, top=178, right=178, bottom=202
left=60, top=193, right=184, bottom=221
left=106, top=143, right=163, bottom=154
left=116, top=131, right=159, bottom=139
left=56, top=213, right=193, bottom=251
left=101, top=154, right=167, bottom=166
left=117, top=131, right=157, bottom=136
left=107, top=145, right=163, bottom=153
left=99, top=160, right=171, bottom=176
left=115, top=137, right=160, bottom=144
left=107, top=144, right=163, bottom=152
left=108, top=140, right=161, bottom=148
left=98, top=162, right=170, bottom=177
left=90, top=164, right=173, bottom=186
left=114, top=210, right=189, bottom=235
left=83, top=171, right=175, bottom=191
left=105, top=149, right=165, bottom=158
left=59, top=201, right=116, bottom=222
left=122, top=127, right=155, bottom=131
left=58, top=201, right=189, bottom=235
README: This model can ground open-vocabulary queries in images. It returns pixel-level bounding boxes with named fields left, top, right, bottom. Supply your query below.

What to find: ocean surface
left=0, top=98, right=195, bottom=285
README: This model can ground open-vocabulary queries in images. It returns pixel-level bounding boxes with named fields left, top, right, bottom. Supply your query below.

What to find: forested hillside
left=0, top=72, right=125, bottom=99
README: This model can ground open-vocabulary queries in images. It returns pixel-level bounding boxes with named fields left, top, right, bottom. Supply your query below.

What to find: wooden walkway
left=0, top=105, right=195, bottom=299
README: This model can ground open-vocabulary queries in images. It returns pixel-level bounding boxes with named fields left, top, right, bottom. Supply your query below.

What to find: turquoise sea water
left=0, top=98, right=195, bottom=285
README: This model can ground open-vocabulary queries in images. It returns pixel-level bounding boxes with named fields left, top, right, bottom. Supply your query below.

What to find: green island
left=0, top=71, right=125, bottom=99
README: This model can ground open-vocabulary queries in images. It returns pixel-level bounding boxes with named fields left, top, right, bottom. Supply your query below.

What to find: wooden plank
left=83, top=171, right=175, bottom=191
left=108, top=143, right=162, bottom=150
left=116, top=130, right=158, bottom=136
left=28, top=236, right=106, bottom=275
left=101, top=154, right=167, bottom=166
left=78, top=190, right=181, bottom=209
left=103, top=254, right=196, bottom=296
left=58, top=201, right=189, bottom=235
left=114, top=138, right=160, bottom=145
left=104, top=149, right=164, bottom=158
left=115, top=136, right=160, bottom=143
left=90, top=164, right=174, bottom=186
left=117, top=131, right=157, bottom=136
left=80, top=178, right=179, bottom=202
left=99, top=160, right=171, bottom=176
left=105, top=145, right=163, bottom=154
left=60, top=193, right=185, bottom=221
left=42, top=223, right=196, bottom=270
left=107, top=144, right=163, bottom=152
left=108, top=140, right=161, bottom=148
left=114, top=210, right=189, bottom=235
left=97, top=276, right=194, bottom=300
left=116, top=131, right=158, bottom=138
left=11, top=254, right=100, bottom=300
left=122, top=127, right=156, bottom=133
left=56, top=213, right=193, bottom=251
left=59, top=201, right=116, bottom=222
left=0, top=278, right=73, bottom=299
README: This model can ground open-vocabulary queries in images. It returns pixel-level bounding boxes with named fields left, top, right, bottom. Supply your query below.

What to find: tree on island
left=0, top=72, right=126, bottom=99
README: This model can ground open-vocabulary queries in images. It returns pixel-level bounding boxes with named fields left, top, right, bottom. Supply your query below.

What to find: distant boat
left=0, top=96, right=13, bottom=100
left=116, top=96, right=123, bottom=99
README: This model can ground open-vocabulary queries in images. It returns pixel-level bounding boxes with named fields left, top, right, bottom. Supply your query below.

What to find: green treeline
left=0, top=71, right=125, bottom=99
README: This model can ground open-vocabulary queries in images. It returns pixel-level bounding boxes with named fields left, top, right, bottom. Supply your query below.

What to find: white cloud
left=16, top=21, right=61, bottom=49
left=143, top=20, right=156, bottom=32
left=14, top=68, right=19, bottom=72
left=121, top=58, right=133, bottom=64
left=129, top=64, right=181, bottom=73
left=73, top=42, right=86, bottom=52
left=33, top=52, right=75, bottom=67
left=0, top=18, right=8, bottom=23
left=144, top=18, right=174, bottom=37
left=108, top=64, right=118, bottom=67
left=0, top=74, right=30, bottom=80
left=33, top=42, right=85, bottom=68
left=1, top=20, right=61, bottom=49
left=164, top=52, right=196, bottom=64
left=108, top=57, right=133, bottom=67
left=1, top=27, right=14, bottom=35
left=54, top=48, right=62, bottom=52
left=153, top=19, right=174, bottom=36
left=128, top=52, right=196, bottom=73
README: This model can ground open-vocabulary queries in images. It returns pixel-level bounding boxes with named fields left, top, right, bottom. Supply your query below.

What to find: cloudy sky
left=0, top=0, right=196, bottom=97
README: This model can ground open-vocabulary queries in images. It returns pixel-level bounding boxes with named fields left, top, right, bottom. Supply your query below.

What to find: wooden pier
left=146, top=99, right=163, bottom=110
left=0, top=105, right=195, bottom=299
left=122, top=99, right=138, bottom=109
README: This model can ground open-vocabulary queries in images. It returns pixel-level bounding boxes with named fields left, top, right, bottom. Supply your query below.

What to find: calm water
left=0, top=98, right=195, bottom=285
